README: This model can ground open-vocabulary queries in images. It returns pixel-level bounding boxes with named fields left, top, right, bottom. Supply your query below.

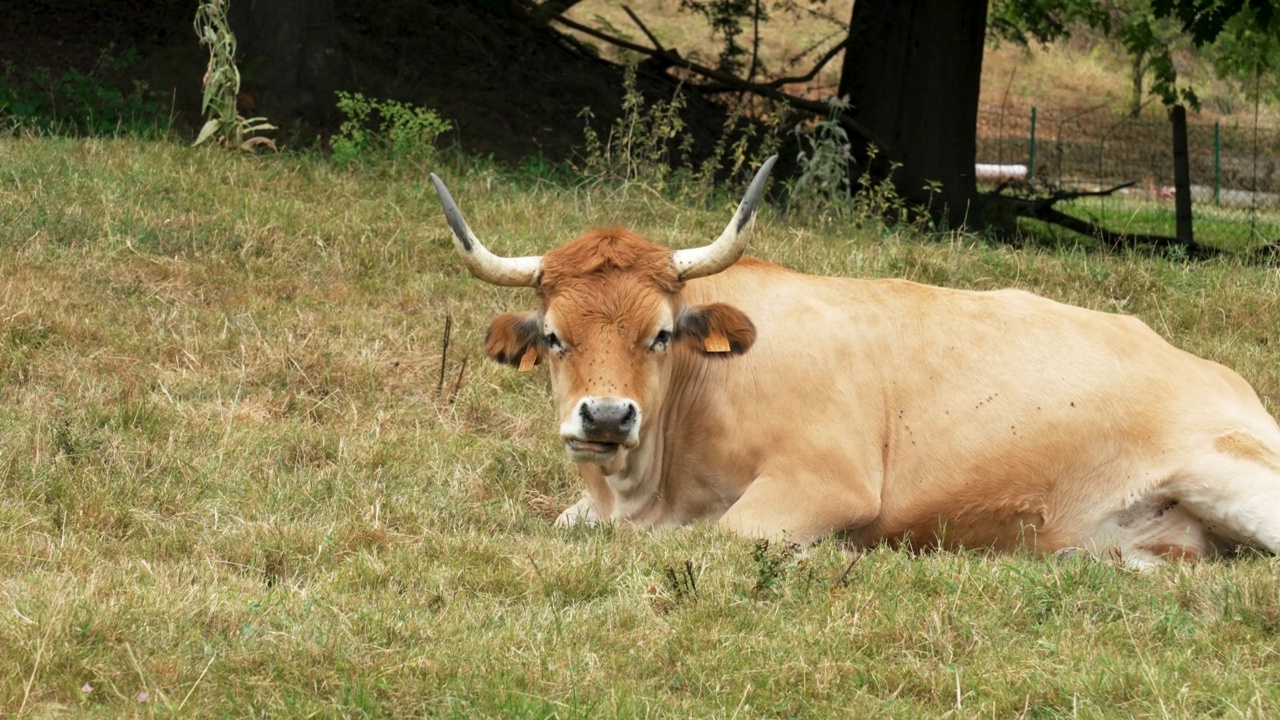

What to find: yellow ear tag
left=704, top=330, right=731, bottom=353
left=518, top=346, right=538, bottom=371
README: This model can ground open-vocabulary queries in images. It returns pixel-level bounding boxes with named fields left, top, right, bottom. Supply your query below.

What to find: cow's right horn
left=672, top=155, right=777, bottom=280
left=430, top=173, right=543, bottom=287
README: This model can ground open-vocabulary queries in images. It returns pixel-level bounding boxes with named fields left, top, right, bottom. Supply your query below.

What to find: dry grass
left=2, top=136, right=1280, bottom=717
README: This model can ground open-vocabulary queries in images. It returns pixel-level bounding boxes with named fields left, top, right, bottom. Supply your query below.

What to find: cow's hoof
left=1051, top=546, right=1096, bottom=561
left=555, top=498, right=600, bottom=528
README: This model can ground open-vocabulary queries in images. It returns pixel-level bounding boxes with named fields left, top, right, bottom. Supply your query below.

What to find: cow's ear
left=676, top=303, right=756, bottom=357
left=485, top=312, right=543, bottom=370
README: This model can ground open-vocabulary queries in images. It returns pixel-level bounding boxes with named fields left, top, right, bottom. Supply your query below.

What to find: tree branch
left=530, top=0, right=587, bottom=23
left=767, top=37, right=847, bottom=89
left=621, top=6, right=667, bottom=52
left=549, top=11, right=889, bottom=152
left=986, top=184, right=1223, bottom=258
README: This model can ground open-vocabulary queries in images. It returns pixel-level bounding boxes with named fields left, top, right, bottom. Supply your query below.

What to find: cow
left=429, top=156, right=1280, bottom=567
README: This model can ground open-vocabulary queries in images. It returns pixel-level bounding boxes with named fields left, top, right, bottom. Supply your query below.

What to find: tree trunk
left=1128, top=48, right=1147, bottom=118
left=229, top=0, right=348, bottom=126
left=837, top=0, right=989, bottom=227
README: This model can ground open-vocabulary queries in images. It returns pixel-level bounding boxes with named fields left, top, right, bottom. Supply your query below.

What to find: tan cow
left=430, top=157, right=1280, bottom=567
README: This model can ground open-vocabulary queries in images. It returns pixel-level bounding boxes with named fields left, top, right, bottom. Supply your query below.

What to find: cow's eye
left=650, top=329, right=672, bottom=352
left=544, top=331, right=564, bottom=351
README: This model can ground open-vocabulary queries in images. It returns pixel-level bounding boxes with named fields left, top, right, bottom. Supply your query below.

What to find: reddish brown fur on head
left=483, top=229, right=755, bottom=369
left=538, top=228, right=683, bottom=297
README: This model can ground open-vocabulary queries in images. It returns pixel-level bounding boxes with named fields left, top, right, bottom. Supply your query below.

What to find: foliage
left=988, top=0, right=1112, bottom=45
left=991, top=0, right=1280, bottom=110
left=329, top=91, right=453, bottom=169
left=677, top=0, right=769, bottom=77
left=1152, top=0, right=1277, bottom=46
left=193, top=0, right=276, bottom=152
left=1205, top=6, right=1280, bottom=102
left=0, top=48, right=170, bottom=137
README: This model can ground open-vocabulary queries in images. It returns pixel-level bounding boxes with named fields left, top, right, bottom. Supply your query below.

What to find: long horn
left=430, top=173, right=543, bottom=287
left=672, top=154, right=777, bottom=280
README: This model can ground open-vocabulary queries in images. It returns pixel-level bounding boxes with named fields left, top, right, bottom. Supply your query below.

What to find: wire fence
left=976, top=104, right=1280, bottom=249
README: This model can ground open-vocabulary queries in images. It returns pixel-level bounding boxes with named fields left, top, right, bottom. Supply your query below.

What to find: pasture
left=3, top=136, right=1280, bottom=717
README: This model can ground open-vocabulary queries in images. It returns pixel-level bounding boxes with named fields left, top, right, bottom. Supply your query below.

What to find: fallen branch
left=986, top=183, right=1223, bottom=259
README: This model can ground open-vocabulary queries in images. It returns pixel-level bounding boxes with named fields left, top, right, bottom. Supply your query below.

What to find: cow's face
left=430, top=156, right=776, bottom=469
left=484, top=231, right=755, bottom=469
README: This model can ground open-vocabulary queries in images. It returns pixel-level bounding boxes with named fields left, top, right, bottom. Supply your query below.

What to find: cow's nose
left=578, top=397, right=638, bottom=441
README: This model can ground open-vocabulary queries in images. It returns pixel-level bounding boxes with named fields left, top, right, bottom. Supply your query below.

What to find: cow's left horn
left=672, top=155, right=777, bottom=280
left=430, top=173, right=543, bottom=287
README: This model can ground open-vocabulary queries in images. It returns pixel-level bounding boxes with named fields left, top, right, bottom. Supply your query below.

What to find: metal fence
left=976, top=104, right=1280, bottom=248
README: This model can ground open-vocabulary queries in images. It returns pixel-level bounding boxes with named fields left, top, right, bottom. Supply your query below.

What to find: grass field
left=3, top=136, right=1280, bottom=717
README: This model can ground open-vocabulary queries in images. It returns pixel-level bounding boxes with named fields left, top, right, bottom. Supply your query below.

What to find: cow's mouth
left=565, top=439, right=620, bottom=456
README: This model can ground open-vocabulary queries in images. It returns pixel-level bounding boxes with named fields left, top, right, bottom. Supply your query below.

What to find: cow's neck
left=590, top=352, right=737, bottom=528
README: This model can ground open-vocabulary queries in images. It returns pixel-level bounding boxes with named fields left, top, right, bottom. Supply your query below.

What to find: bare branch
left=621, top=5, right=666, bottom=52
left=1032, top=181, right=1137, bottom=210
left=549, top=12, right=889, bottom=152
left=768, top=38, right=848, bottom=89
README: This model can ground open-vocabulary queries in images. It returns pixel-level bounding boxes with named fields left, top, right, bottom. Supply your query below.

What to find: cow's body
left=560, top=257, right=1280, bottom=565
left=431, top=158, right=1280, bottom=566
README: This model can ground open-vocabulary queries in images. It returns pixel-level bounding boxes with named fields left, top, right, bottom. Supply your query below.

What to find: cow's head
left=431, top=157, right=775, bottom=469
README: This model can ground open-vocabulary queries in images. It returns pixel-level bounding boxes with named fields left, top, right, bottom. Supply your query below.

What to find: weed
left=749, top=538, right=800, bottom=599
left=330, top=91, right=452, bottom=170
left=579, top=64, right=694, bottom=192
left=664, top=559, right=699, bottom=604
left=578, top=64, right=783, bottom=204
left=788, top=95, right=854, bottom=219
left=787, top=96, right=932, bottom=231
left=193, top=0, right=276, bottom=151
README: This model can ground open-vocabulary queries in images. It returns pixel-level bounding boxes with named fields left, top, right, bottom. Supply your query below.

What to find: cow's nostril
left=619, top=403, right=637, bottom=431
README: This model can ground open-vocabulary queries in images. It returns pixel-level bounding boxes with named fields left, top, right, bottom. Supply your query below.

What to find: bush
left=330, top=91, right=453, bottom=169
left=0, top=47, right=171, bottom=137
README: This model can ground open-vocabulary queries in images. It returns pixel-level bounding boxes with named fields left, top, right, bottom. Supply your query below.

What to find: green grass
left=2, top=137, right=1280, bottom=717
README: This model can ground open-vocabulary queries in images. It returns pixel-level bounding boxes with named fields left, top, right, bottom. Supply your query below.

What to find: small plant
left=789, top=95, right=854, bottom=216
left=579, top=64, right=694, bottom=191
left=578, top=65, right=784, bottom=203
left=330, top=91, right=452, bottom=169
left=193, top=0, right=276, bottom=151
left=749, top=538, right=799, bottom=600
left=788, top=96, right=933, bottom=231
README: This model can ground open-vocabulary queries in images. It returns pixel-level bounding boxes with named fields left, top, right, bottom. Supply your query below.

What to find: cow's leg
left=555, top=496, right=601, bottom=528
left=717, top=473, right=880, bottom=544
left=1168, top=433, right=1280, bottom=553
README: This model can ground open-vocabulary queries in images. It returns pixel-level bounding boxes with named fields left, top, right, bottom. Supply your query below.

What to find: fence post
left=1171, top=105, right=1194, bottom=246
left=1028, top=106, right=1037, bottom=183
left=1213, top=121, right=1220, bottom=205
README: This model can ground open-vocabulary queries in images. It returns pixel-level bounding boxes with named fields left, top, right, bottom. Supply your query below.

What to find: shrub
left=330, top=91, right=453, bottom=170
